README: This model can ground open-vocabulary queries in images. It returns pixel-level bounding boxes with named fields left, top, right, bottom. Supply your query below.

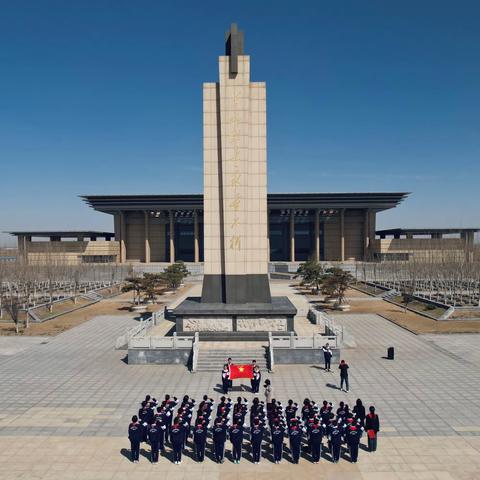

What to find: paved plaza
left=1, top=281, right=480, bottom=479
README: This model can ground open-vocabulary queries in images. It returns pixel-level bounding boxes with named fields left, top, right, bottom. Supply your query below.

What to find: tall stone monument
left=174, top=24, right=296, bottom=339
left=202, top=23, right=270, bottom=304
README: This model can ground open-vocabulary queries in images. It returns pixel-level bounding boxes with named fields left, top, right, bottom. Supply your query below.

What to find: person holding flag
left=221, top=365, right=230, bottom=394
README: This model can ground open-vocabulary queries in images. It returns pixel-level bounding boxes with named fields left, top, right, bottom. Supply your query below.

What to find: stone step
left=196, top=347, right=268, bottom=372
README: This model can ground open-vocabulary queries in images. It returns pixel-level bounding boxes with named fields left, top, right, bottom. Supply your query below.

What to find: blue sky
left=1, top=0, right=479, bottom=245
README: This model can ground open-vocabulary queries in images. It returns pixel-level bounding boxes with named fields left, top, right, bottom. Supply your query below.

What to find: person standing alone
left=322, top=343, right=333, bottom=371
left=339, top=359, right=350, bottom=392
left=264, top=379, right=273, bottom=414
left=365, top=406, right=380, bottom=452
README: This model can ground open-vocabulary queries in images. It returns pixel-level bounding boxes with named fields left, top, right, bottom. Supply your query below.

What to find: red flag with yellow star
left=229, top=364, right=254, bottom=379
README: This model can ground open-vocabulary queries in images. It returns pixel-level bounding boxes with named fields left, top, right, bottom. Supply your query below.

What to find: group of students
left=127, top=393, right=380, bottom=465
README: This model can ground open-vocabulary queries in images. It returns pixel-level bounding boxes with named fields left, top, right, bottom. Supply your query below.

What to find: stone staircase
left=195, top=346, right=268, bottom=372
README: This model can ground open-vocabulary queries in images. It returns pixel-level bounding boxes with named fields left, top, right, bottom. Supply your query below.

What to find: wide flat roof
left=82, top=192, right=409, bottom=214
left=376, top=228, right=479, bottom=236
left=8, top=231, right=114, bottom=238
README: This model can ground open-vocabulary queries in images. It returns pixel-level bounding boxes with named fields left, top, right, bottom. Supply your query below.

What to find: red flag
left=229, top=364, right=254, bottom=379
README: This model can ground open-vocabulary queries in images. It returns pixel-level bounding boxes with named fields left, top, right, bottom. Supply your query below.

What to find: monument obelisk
left=201, top=23, right=271, bottom=303
left=174, top=24, right=296, bottom=339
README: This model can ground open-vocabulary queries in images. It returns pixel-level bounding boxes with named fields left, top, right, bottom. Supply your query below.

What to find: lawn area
left=33, top=296, right=94, bottom=321
left=351, top=282, right=387, bottom=296
left=342, top=298, right=480, bottom=334
left=389, top=295, right=447, bottom=319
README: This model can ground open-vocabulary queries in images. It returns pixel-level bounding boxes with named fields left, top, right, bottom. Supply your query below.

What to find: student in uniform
left=212, top=417, right=228, bottom=463
left=328, top=420, right=343, bottom=463
left=322, top=343, right=333, bottom=371
left=193, top=417, right=208, bottom=462
left=250, top=360, right=257, bottom=392
left=221, top=365, right=230, bottom=394
left=229, top=421, right=244, bottom=464
left=308, top=418, right=323, bottom=464
left=162, top=395, right=177, bottom=443
left=227, top=357, right=233, bottom=388
left=284, top=399, right=298, bottom=427
left=288, top=418, right=304, bottom=464
left=232, top=397, right=248, bottom=424
left=320, top=402, right=334, bottom=426
left=252, top=365, right=261, bottom=393
left=170, top=417, right=187, bottom=465
left=365, top=406, right=380, bottom=452
left=346, top=424, right=362, bottom=463
left=250, top=417, right=264, bottom=464
left=271, top=420, right=285, bottom=464
left=128, top=415, right=142, bottom=463
left=148, top=420, right=162, bottom=464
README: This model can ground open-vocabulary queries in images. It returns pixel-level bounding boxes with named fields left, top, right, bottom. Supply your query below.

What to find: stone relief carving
left=183, top=317, right=233, bottom=332
left=236, top=317, right=287, bottom=332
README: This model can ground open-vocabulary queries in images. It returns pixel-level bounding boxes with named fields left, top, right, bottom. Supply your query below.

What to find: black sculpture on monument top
left=225, top=23, right=244, bottom=75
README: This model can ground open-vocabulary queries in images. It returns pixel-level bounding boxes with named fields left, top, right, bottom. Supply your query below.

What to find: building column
left=193, top=210, right=200, bottom=263
left=462, top=231, right=474, bottom=263
left=290, top=210, right=295, bottom=262
left=267, top=210, right=271, bottom=262
left=314, top=209, right=320, bottom=261
left=120, top=211, right=127, bottom=263
left=340, top=209, right=345, bottom=262
left=363, top=209, right=370, bottom=260
left=144, top=211, right=151, bottom=263
left=169, top=211, right=175, bottom=263
left=18, top=235, right=28, bottom=264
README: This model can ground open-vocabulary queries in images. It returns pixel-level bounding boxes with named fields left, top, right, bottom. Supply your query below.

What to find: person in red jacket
left=364, top=406, right=380, bottom=452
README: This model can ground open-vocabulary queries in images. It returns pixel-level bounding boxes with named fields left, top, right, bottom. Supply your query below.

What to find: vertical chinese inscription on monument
left=227, top=89, right=243, bottom=253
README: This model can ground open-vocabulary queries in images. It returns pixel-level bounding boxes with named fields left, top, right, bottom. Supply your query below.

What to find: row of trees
left=0, top=260, right=128, bottom=333
left=355, top=255, right=480, bottom=307
left=295, top=260, right=354, bottom=306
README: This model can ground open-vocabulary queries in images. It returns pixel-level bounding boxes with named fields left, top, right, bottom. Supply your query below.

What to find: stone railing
left=115, top=310, right=163, bottom=349
left=271, top=332, right=337, bottom=349
left=129, top=332, right=194, bottom=349
left=307, top=309, right=344, bottom=346
left=268, top=332, right=275, bottom=372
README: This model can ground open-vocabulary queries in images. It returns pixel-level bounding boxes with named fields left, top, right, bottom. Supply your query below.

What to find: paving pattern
left=2, top=281, right=480, bottom=477
left=0, top=435, right=479, bottom=480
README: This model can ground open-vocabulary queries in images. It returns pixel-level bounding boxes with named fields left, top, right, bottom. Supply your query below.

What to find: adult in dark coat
left=365, top=406, right=380, bottom=452
left=353, top=399, right=366, bottom=427
left=339, top=360, right=350, bottom=392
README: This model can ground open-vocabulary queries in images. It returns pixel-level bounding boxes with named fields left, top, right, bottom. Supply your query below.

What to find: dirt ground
left=0, top=286, right=190, bottom=337
left=304, top=286, right=480, bottom=334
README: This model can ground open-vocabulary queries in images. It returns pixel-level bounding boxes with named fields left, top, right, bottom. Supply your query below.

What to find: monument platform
left=173, top=296, right=297, bottom=341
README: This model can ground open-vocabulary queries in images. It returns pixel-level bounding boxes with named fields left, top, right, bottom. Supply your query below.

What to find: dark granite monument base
left=173, top=296, right=297, bottom=341
left=201, top=274, right=271, bottom=303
